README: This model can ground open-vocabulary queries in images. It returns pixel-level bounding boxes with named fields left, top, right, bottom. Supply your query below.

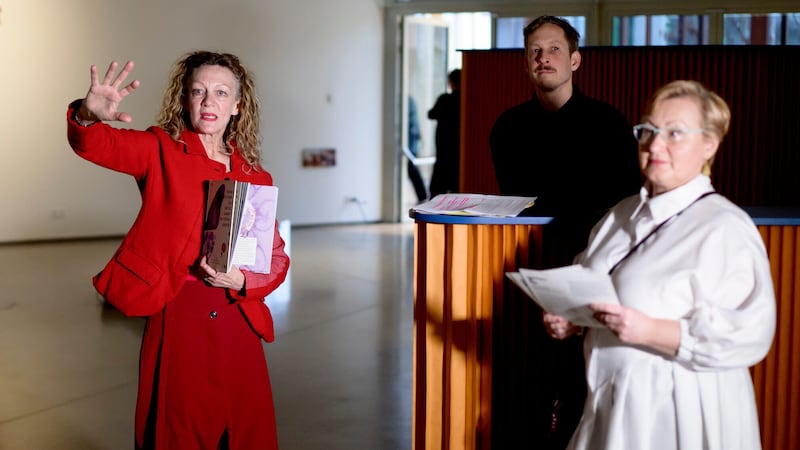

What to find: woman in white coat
left=544, top=80, right=776, bottom=450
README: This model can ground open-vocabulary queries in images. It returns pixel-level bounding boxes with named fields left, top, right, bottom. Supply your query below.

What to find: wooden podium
left=410, top=209, right=800, bottom=450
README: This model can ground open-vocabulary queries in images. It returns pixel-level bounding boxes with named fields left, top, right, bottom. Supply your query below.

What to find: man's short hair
left=448, top=69, right=462, bottom=89
left=523, top=16, right=580, bottom=54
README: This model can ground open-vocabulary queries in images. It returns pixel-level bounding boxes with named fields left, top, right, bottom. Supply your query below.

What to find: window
left=724, top=13, right=800, bottom=45
left=495, top=16, right=586, bottom=49
left=612, top=15, right=709, bottom=45
left=612, top=12, right=800, bottom=46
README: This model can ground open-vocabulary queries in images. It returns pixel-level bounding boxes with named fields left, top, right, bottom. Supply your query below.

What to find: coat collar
left=177, top=129, right=251, bottom=174
left=179, top=129, right=209, bottom=156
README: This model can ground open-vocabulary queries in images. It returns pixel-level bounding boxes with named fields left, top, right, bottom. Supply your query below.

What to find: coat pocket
left=94, top=248, right=165, bottom=317
left=115, top=248, right=162, bottom=286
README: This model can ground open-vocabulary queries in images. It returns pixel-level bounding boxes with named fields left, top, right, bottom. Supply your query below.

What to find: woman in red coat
left=67, top=51, right=289, bottom=450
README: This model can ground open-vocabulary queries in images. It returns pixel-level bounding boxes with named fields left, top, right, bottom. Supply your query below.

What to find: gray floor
left=0, top=223, right=414, bottom=450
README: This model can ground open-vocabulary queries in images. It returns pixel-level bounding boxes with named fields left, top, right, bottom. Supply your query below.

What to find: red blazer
left=66, top=101, right=289, bottom=342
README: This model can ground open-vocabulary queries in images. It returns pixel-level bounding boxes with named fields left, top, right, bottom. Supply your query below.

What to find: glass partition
left=612, top=15, right=709, bottom=45
left=724, top=13, right=800, bottom=44
left=495, top=16, right=586, bottom=49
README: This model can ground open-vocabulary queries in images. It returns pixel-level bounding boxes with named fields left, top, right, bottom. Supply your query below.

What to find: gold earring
left=702, top=161, right=711, bottom=176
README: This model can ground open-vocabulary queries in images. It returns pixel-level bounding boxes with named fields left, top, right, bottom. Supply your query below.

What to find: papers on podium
left=412, top=193, right=536, bottom=217
left=202, top=180, right=278, bottom=274
left=506, top=265, right=620, bottom=328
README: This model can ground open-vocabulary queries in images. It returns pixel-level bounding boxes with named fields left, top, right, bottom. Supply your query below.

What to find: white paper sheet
left=412, top=193, right=536, bottom=217
left=507, top=265, right=620, bottom=327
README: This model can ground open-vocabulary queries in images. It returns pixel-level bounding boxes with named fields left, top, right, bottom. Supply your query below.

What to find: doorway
left=399, top=12, right=492, bottom=215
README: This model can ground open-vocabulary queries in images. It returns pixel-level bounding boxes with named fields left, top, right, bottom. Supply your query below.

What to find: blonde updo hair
left=643, top=80, right=731, bottom=174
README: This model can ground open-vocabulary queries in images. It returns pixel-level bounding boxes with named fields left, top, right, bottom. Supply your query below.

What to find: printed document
left=507, top=265, right=620, bottom=327
left=412, top=193, right=536, bottom=217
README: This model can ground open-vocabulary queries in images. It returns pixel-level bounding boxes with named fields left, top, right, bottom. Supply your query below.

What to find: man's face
left=525, top=23, right=580, bottom=92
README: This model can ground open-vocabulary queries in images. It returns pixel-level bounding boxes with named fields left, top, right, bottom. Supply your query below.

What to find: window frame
left=601, top=3, right=800, bottom=45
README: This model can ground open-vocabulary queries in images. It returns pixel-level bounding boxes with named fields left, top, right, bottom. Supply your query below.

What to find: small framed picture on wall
left=301, top=148, right=336, bottom=168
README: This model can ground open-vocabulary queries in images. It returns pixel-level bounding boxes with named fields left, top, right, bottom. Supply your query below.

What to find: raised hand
left=78, top=61, right=140, bottom=123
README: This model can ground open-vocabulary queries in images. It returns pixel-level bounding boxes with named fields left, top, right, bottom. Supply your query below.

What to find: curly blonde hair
left=156, top=51, right=262, bottom=170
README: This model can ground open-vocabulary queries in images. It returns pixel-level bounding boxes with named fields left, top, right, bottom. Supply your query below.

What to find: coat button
left=209, top=311, right=218, bottom=319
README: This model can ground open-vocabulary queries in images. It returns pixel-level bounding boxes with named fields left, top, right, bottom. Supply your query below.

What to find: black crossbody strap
left=608, top=191, right=718, bottom=275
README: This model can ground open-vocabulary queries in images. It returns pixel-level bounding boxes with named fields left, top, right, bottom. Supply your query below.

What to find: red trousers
left=135, top=280, right=278, bottom=449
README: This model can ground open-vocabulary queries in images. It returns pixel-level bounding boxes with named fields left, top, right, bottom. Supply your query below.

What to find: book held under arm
left=202, top=180, right=278, bottom=274
left=506, top=265, right=620, bottom=327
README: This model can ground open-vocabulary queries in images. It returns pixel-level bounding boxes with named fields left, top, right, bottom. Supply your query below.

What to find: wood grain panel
left=414, top=220, right=798, bottom=450
left=753, top=225, right=800, bottom=450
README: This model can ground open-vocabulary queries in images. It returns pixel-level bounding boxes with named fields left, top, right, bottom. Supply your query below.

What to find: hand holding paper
left=543, top=311, right=583, bottom=339
left=507, top=265, right=620, bottom=328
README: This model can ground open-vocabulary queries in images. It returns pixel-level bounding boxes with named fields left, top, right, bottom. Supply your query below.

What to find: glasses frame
left=633, top=123, right=707, bottom=144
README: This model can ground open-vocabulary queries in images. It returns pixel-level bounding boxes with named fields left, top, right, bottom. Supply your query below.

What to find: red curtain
left=461, top=46, right=800, bottom=207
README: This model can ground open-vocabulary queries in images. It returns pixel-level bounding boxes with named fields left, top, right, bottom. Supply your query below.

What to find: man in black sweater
left=489, top=15, right=641, bottom=450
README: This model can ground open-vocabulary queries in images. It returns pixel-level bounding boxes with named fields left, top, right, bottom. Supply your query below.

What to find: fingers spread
left=89, top=64, right=99, bottom=85
left=112, top=61, right=136, bottom=88
left=102, top=61, right=119, bottom=85
left=120, top=79, right=141, bottom=97
left=116, top=112, right=133, bottom=123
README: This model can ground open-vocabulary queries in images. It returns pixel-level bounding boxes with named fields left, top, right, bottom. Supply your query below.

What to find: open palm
left=81, top=60, right=140, bottom=123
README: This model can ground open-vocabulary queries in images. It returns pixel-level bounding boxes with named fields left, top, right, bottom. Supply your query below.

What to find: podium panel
left=411, top=211, right=800, bottom=450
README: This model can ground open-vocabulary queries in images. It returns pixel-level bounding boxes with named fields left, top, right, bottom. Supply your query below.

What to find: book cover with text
left=203, top=180, right=278, bottom=274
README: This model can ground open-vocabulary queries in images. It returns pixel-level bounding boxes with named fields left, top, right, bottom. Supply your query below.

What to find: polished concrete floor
left=0, top=223, right=414, bottom=450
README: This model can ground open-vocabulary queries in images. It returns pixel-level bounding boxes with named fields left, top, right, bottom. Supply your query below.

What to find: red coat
left=68, top=102, right=288, bottom=448
left=66, top=101, right=289, bottom=341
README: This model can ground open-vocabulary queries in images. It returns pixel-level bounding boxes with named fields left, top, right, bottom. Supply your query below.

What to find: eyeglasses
left=633, top=124, right=706, bottom=144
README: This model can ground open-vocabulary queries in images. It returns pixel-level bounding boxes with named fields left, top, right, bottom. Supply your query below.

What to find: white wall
left=0, top=0, right=384, bottom=242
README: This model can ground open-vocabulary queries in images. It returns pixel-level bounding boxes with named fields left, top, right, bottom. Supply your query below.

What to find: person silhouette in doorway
left=428, top=69, right=461, bottom=197
left=407, top=96, right=428, bottom=202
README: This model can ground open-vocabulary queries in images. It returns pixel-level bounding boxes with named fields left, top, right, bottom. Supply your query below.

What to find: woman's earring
left=702, top=161, right=712, bottom=176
